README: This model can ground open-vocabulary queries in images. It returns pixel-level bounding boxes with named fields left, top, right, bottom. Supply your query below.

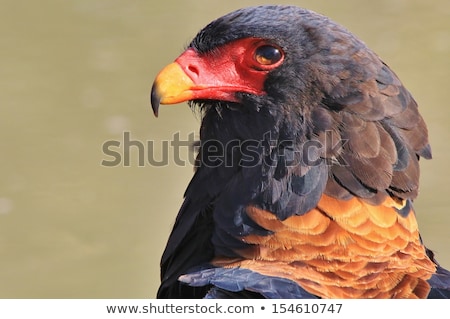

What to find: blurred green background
left=0, top=0, right=449, bottom=298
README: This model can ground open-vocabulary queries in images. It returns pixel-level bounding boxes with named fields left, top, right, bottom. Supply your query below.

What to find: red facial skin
left=151, top=38, right=284, bottom=115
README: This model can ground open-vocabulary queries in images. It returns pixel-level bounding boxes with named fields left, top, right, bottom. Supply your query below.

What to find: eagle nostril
left=187, top=65, right=200, bottom=78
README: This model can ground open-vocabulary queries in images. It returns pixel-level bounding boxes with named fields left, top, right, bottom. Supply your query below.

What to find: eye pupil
left=255, top=45, right=282, bottom=65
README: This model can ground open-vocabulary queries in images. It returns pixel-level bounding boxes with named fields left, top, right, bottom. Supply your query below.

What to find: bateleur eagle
left=150, top=5, right=450, bottom=298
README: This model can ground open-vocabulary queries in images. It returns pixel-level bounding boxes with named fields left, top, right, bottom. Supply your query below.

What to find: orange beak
left=150, top=62, right=198, bottom=117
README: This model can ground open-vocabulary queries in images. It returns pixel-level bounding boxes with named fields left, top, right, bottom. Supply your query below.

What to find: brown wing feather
left=313, top=41, right=430, bottom=202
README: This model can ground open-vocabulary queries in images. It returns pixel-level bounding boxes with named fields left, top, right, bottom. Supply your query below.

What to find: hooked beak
left=151, top=62, right=198, bottom=117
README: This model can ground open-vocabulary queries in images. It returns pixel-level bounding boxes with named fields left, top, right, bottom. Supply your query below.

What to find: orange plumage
left=214, top=195, right=435, bottom=298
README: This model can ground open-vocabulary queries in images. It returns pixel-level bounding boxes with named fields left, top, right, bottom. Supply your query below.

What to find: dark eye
left=254, top=45, right=283, bottom=65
